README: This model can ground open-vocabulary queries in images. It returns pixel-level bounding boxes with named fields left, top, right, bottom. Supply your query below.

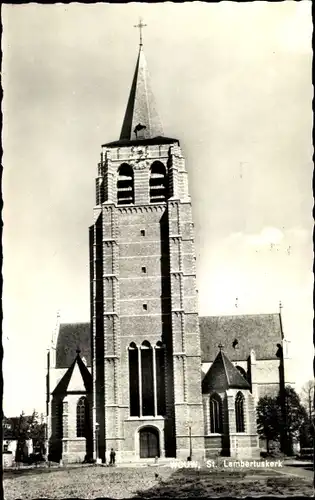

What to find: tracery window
left=210, top=393, right=223, bottom=433
left=128, top=341, right=166, bottom=417
left=235, top=392, right=245, bottom=433
left=76, top=397, right=89, bottom=438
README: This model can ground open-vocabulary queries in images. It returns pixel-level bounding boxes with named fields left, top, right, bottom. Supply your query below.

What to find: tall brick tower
left=90, top=28, right=205, bottom=462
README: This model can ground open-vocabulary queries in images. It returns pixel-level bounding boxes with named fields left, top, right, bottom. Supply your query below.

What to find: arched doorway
left=139, top=427, right=160, bottom=458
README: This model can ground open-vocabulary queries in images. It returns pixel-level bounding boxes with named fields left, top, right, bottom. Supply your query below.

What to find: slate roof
left=202, top=349, right=251, bottom=393
left=53, top=352, right=92, bottom=395
left=199, top=314, right=283, bottom=362
left=119, top=46, right=164, bottom=141
left=54, top=314, right=282, bottom=371
left=55, top=323, right=91, bottom=369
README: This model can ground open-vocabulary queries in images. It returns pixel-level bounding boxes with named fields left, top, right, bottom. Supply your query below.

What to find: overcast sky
left=2, top=2, right=313, bottom=417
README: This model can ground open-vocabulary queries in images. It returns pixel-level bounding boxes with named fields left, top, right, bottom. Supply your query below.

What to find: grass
left=3, top=464, right=313, bottom=499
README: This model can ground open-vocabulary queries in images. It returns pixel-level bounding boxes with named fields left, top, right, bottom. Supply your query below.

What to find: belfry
left=46, top=23, right=289, bottom=464
left=90, top=24, right=205, bottom=462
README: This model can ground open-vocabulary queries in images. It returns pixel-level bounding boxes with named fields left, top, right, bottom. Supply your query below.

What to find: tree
left=13, top=411, right=35, bottom=462
left=257, top=387, right=308, bottom=456
left=300, top=380, right=314, bottom=421
left=12, top=410, right=47, bottom=462
left=277, top=386, right=308, bottom=455
left=30, top=413, right=47, bottom=455
left=256, top=396, right=281, bottom=454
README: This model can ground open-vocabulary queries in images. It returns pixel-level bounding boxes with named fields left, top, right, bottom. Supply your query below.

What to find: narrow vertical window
left=129, top=343, right=140, bottom=417
left=117, top=163, right=134, bottom=205
left=149, top=162, right=168, bottom=203
left=235, top=392, right=245, bottom=433
left=210, top=393, right=223, bottom=433
left=156, top=342, right=166, bottom=415
left=141, top=341, right=154, bottom=416
left=76, top=397, right=89, bottom=438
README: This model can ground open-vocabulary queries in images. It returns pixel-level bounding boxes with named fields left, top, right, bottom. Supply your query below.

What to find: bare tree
left=300, top=380, right=315, bottom=421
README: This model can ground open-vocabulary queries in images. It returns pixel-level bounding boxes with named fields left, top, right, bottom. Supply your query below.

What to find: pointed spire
left=120, top=26, right=163, bottom=141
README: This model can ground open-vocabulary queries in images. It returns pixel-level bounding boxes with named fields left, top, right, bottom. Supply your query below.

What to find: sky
left=2, top=1, right=313, bottom=416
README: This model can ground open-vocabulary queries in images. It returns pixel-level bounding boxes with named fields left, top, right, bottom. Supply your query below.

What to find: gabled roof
left=119, top=46, right=164, bottom=141
left=200, top=314, right=283, bottom=362
left=53, top=314, right=282, bottom=372
left=55, top=322, right=91, bottom=368
left=202, top=349, right=250, bottom=393
left=53, top=352, right=92, bottom=395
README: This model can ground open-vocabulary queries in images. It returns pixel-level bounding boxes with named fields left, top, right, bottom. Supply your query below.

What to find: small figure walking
left=109, top=448, right=116, bottom=466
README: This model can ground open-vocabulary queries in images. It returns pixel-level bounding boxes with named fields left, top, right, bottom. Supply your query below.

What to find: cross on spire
left=218, top=343, right=224, bottom=351
left=134, top=18, right=147, bottom=47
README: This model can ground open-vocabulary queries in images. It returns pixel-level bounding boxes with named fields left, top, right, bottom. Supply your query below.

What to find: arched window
left=210, top=393, right=223, bottom=433
left=235, top=392, right=245, bottom=433
left=236, top=366, right=247, bottom=381
left=117, top=164, right=134, bottom=205
left=155, top=342, right=166, bottom=416
left=129, top=343, right=140, bottom=417
left=141, top=341, right=154, bottom=416
left=76, top=397, right=89, bottom=438
left=149, top=162, right=168, bottom=203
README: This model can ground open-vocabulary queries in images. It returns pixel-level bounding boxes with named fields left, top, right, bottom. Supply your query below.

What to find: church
left=46, top=28, right=292, bottom=464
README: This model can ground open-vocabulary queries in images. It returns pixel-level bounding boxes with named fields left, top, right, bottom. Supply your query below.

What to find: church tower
left=90, top=24, right=205, bottom=462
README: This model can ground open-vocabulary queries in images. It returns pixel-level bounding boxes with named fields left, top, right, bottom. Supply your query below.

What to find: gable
left=200, top=314, right=283, bottom=362
left=53, top=355, right=92, bottom=395
left=67, top=362, right=88, bottom=392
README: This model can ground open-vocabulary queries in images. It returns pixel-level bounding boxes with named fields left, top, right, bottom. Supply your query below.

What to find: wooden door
left=139, top=428, right=159, bottom=458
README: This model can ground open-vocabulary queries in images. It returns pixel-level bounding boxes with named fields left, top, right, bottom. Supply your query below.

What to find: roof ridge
left=200, top=313, right=278, bottom=319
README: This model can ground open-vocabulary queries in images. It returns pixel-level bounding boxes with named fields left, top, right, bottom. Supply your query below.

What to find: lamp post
left=187, top=419, right=193, bottom=461
left=95, top=422, right=99, bottom=463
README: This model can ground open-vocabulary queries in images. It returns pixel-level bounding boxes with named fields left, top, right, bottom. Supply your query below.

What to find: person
left=109, top=448, right=116, bottom=466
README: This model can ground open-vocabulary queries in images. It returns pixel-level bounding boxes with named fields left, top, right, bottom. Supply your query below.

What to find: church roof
left=54, top=314, right=282, bottom=371
left=55, top=322, right=91, bottom=368
left=202, top=349, right=251, bottom=393
left=53, top=352, right=92, bottom=395
left=199, top=314, right=283, bottom=362
left=119, top=46, right=164, bottom=141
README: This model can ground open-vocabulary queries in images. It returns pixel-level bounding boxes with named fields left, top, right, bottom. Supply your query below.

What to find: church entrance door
left=139, top=427, right=160, bottom=458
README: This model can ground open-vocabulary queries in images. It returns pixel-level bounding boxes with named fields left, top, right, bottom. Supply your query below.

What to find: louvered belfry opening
left=149, top=161, right=168, bottom=203
left=117, top=163, right=134, bottom=205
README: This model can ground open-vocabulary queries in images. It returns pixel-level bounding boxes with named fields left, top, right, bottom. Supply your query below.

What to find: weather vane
left=134, top=18, right=147, bottom=47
